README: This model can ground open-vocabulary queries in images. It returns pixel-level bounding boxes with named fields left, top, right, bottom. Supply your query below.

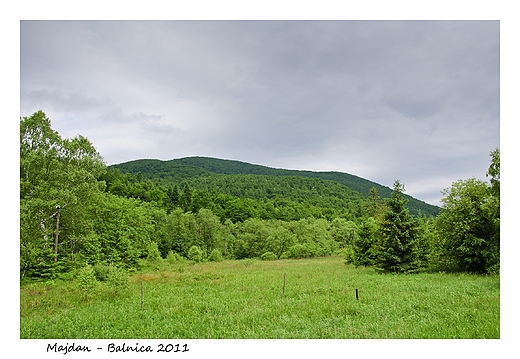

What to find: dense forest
left=20, top=111, right=500, bottom=280
left=111, top=157, right=440, bottom=217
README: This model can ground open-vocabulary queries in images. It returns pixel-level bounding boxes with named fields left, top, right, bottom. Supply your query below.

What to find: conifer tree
left=375, top=180, right=420, bottom=273
left=182, top=184, right=192, bottom=212
left=353, top=217, right=378, bottom=267
left=364, top=187, right=384, bottom=218
left=168, top=185, right=180, bottom=206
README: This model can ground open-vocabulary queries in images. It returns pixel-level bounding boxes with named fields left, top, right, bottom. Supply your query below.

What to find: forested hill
left=20, top=112, right=499, bottom=279
left=110, top=157, right=439, bottom=217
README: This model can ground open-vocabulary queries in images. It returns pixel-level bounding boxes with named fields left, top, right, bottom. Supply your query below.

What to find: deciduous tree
left=20, top=111, right=106, bottom=277
left=434, top=149, right=500, bottom=274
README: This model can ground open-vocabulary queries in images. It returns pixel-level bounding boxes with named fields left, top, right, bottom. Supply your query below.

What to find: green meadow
left=20, top=256, right=499, bottom=339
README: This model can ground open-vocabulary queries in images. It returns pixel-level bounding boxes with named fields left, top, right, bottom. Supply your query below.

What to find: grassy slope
left=20, top=257, right=499, bottom=339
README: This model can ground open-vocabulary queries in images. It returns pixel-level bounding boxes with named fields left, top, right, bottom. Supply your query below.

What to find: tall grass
left=20, top=257, right=499, bottom=339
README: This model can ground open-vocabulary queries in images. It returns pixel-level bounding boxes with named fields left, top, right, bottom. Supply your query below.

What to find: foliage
left=342, top=245, right=356, bottom=264
left=20, top=111, right=106, bottom=278
left=485, top=148, right=500, bottom=274
left=414, top=215, right=435, bottom=271
left=266, top=226, right=296, bottom=258
left=76, top=264, right=98, bottom=290
left=111, top=157, right=440, bottom=217
left=287, top=243, right=312, bottom=259
left=260, top=251, right=277, bottom=260
left=486, top=148, right=500, bottom=198
left=19, top=111, right=498, bottom=279
left=435, top=178, right=498, bottom=273
left=194, top=208, right=223, bottom=254
left=364, top=187, right=384, bottom=218
left=329, top=218, right=355, bottom=248
left=146, top=241, right=162, bottom=263
left=85, top=192, right=153, bottom=269
left=166, top=250, right=182, bottom=264
left=208, top=248, right=224, bottom=262
left=434, top=149, right=499, bottom=274
left=105, top=265, right=130, bottom=292
left=92, top=263, right=112, bottom=281
left=352, top=217, right=378, bottom=267
left=374, top=180, right=422, bottom=273
left=234, top=218, right=271, bottom=258
left=20, top=111, right=152, bottom=278
left=188, top=245, right=204, bottom=263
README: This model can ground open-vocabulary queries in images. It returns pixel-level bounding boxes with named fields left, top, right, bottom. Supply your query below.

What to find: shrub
left=76, top=264, right=98, bottom=290
left=287, top=243, right=312, bottom=259
left=146, top=241, right=163, bottom=263
left=261, top=252, right=277, bottom=261
left=106, top=265, right=129, bottom=292
left=343, top=246, right=356, bottom=265
left=93, top=263, right=111, bottom=281
left=166, top=250, right=182, bottom=264
left=188, top=245, right=204, bottom=263
left=208, top=248, right=224, bottom=262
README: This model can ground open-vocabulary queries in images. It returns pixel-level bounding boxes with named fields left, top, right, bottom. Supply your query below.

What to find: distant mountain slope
left=174, top=156, right=389, bottom=196
left=110, top=157, right=440, bottom=216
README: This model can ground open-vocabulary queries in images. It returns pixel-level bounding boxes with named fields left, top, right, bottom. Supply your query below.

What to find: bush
left=287, top=244, right=312, bottom=259
left=188, top=245, right=204, bottom=263
left=486, top=262, right=500, bottom=276
left=92, top=263, right=111, bottom=281
left=261, top=252, right=277, bottom=261
left=106, top=265, right=129, bottom=292
left=343, top=246, right=356, bottom=265
left=146, top=241, right=163, bottom=263
left=166, top=250, right=182, bottom=264
left=76, top=264, right=98, bottom=290
left=208, top=248, right=224, bottom=262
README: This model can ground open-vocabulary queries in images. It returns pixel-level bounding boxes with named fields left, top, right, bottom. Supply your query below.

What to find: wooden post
left=355, top=288, right=359, bottom=300
left=141, top=281, right=144, bottom=309
left=53, top=206, right=61, bottom=263
left=282, top=273, right=286, bottom=296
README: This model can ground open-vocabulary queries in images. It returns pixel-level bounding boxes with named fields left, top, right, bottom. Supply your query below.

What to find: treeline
left=20, top=111, right=500, bottom=280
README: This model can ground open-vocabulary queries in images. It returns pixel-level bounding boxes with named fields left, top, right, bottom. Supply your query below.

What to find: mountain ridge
left=110, top=156, right=440, bottom=216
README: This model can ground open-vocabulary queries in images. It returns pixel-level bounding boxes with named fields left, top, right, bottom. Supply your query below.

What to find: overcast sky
left=20, top=20, right=499, bottom=206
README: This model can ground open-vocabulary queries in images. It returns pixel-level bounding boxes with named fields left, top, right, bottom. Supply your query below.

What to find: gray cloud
left=21, top=88, right=113, bottom=113
left=20, top=20, right=499, bottom=205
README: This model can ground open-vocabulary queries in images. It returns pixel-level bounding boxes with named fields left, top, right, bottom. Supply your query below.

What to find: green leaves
left=20, top=110, right=499, bottom=280
left=188, top=245, right=204, bottom=263
left=20, top=111, right=151, bottom=277
left=435, top=175, right=499, bottom=273
left=21, top=111, right=105, bottom=277
left=434, top=149, right=499, bottom=274
left=486, top=148, right=500, bottom=198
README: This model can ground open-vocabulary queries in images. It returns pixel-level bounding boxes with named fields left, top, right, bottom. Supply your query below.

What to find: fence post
left=141, top=281, right=144, bottom=309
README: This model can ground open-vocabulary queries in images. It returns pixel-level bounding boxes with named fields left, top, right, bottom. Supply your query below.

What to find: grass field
left=20, top=256, right=500, bottom=339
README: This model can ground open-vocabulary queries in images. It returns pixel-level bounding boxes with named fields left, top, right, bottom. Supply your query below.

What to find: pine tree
left=364, top=187, right=384, bottom=218
left=353, top=217, right=378, bottom=267
left=375, top=180, right=420, bottom=273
